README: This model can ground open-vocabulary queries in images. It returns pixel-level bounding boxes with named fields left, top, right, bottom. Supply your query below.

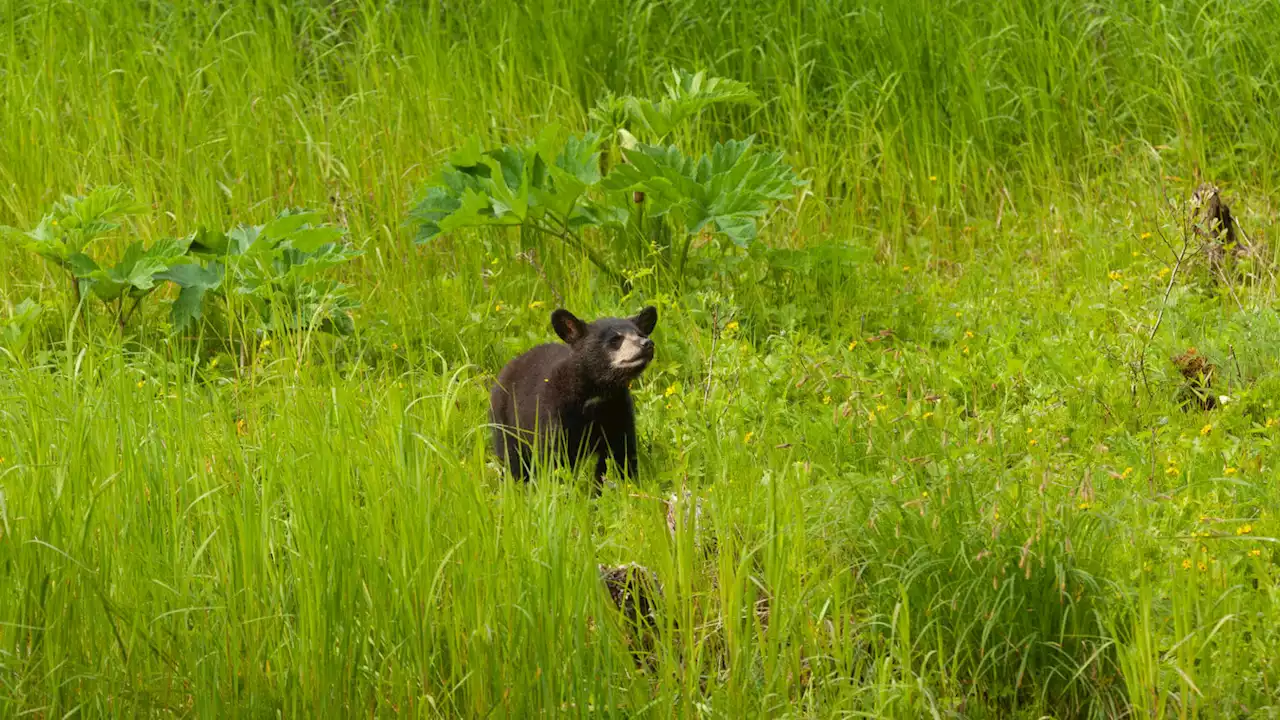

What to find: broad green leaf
left=447, top=135, right=485, bottom=168
left=262, top=211, right=322, bottom=242
left=482, top=148, right=534, bottom=220
left=287, top=227, right=346, bottom=253
left=556, top=133, right=603, bottom=186
left=81, top=240, right=178, bottom=300
left=157, top=262, right=224, bottom=331
left=51, top=186, right=145, bottom=238
left=0, top=298, right=43, bottom=351
left=602, top=139, right=804, bottom=246
left=66, top=252, right=99, bottom=276
left=411, top=133, right=607, bottom=242
left=408, top=182, right=465, bottom=243
left=227, top=225, right=261, bottom=256
left=438, top=188, right=506, bottom=233
left=602, top=70, right=759, bottom=142
left=156, top=261, right=224, bottom=290
left=187, top=227, right=230, bottom=256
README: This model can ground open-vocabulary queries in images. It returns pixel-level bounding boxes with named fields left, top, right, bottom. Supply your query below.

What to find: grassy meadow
left=4, top=0, right=1280, bottom=717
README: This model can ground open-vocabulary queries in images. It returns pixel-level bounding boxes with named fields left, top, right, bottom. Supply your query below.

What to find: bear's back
left=492, top=343, right=573, bottom=422
left=496, top=343, right=569, bottom=390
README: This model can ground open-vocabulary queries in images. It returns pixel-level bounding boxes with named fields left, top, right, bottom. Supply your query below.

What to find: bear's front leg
left=592, top=453, right=609, bottom=495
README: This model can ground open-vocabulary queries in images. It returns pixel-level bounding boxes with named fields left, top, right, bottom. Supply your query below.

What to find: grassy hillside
left=2, top=1, right=1280, bottom=717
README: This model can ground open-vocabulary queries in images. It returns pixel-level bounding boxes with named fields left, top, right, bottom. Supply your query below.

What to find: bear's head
left=551, top=306, right=658, bottom=389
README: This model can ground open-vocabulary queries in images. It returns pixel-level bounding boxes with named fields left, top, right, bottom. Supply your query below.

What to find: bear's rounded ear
left=551, top=309, right=587, bottom=345
left=632, top=305, right=658, bottom=336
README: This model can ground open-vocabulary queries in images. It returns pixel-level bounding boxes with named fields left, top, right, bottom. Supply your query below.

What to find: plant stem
left=122, top=294, right=146, bottom=328
left=531, top=220, right=629, bottom=290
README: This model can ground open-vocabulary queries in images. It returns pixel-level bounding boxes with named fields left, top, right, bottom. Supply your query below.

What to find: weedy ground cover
left=2, top=1, right=1280, bottom=717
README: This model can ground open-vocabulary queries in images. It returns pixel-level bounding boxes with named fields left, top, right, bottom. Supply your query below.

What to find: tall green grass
left=3, top=0, right=1280, bottom=717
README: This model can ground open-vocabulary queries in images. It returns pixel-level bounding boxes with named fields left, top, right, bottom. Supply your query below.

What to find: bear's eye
left=608, top=335, right=624, bottom=349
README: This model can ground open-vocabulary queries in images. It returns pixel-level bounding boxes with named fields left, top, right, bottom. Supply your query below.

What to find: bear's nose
left=639, top=337, right=654, bottom=350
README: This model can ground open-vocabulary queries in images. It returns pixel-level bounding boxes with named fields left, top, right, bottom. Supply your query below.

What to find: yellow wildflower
left=1165, top=465, right=1179, bottom=476
left=876, top=404, right=887, bottom=412
left=1224, top=466, right=1237, bottom=476
left=1140, top=232, right=1152, bottom=239
left=136, top=380, right=145, bottom=389
left=235, top=418, right=247, bottom=436
left=928, top=176, right=937, bottom=182
left=1077, top=502, right=1091, bottom=510
left=1200, top=424, right=1212, bottom=436
left=823, top=395, right=832, bottom=405
left=1197, top=562, right=1207, bottom=572
left=1157, top=266, right=1170, bottom=278
left=743, top=431, right=754, bottom=444
left=725, top=321, right=740, bottom=332
left=495, top=304, right=504, bottom=312
left=902, top=265, right=912, bottom=272
left=868, top=412, right=876, bottom=423
left=1181, top=559, right=1192, bottom=570
left=1108, top=270, right=1122, bottom=281
left=664, top=384, right=678, bottom=398
left=1250, top=549, right=1263, bottom=557
left=964, top=330, right=974, bottom=339
left=1121, top=467, right=1134, bottom=479
left=1237, top=524, right=1253, bottom=536
left=1267, top=418, right=1277, bottom=429
left=529, top=300, right=545, bottom=309
left=848, top=340, right=858, bottom=351
left=962, top=346, right=970, bottom=355
left=922, top=411, right=934, bottom=420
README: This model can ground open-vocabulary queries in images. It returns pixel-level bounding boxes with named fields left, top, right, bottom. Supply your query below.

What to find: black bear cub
left=490, top=306, right=658, bottom=488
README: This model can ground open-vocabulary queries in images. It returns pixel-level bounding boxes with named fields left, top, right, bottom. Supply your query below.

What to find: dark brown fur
left=489, top=307, right=657, bottom=488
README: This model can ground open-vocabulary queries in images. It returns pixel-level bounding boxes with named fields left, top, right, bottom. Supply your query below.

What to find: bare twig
left=1135, top=200, right=1195, bottom=397
left=704, top=305, right=720, bottom=405
left=1232, top=214, right=1279, bottom=288
left=1213, top=263, right=1246, bottom=312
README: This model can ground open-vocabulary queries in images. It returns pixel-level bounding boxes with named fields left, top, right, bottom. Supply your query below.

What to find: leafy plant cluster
left=3, top=186, right=359, bottom=343
left=408, top=70, right=805, bottom=284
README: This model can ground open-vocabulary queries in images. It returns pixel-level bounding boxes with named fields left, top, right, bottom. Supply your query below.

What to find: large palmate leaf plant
left=408, top=70, right=805, bottom=286
left=4, top=189, right=360, bottom=347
